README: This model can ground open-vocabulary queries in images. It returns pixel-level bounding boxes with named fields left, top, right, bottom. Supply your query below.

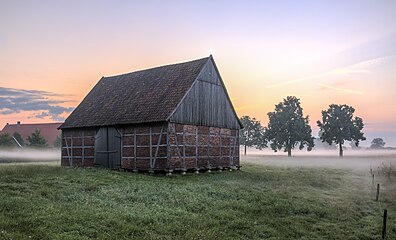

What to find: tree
left=13, top=132, right=24, bottom=147
left=370, top=138, right=385, bottom=149
left=265, top=96, right=314, bottom=157
left=239, top=116, right=266, bottom=155
left=317, top=104, right=366, bottom=157
left=349, top=140, right=361, bottom=150
left=0, top=132, right=14, bottom=148
left=53, top=135, right=61, bottom=148
left=27, top=130, right=47, bottom=148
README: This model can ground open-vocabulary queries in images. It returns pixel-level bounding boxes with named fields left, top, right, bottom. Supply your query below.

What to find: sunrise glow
left=1, top=0, right=396, bottom=146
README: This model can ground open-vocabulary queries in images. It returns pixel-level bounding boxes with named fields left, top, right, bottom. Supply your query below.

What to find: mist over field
left=0, top=149, right=60, bottom=163
left=241, top=148, right=396, bottom=172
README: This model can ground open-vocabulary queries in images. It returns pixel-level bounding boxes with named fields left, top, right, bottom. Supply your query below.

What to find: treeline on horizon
left=240, top=96, right=388, bottom=157
left=0, top=130, right=60, bottom=149
left=1, top=96, right=389, bottom=155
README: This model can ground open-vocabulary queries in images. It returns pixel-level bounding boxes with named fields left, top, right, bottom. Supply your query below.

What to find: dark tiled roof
left=60, top=57, right=209, bottom=129
left=1, top=122, right=62, bottom=145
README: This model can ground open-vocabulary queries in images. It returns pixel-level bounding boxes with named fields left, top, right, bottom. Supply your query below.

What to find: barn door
left=95, top=127, right=121, bottom=169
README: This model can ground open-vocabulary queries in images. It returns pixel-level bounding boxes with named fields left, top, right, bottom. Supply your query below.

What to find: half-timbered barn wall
left=168, top=123, right=239, bottom=171
left=61, top=129, right=96, bottom=167
left=121, top=123, right=168, bottom=171
left=61, top=123, right=240, bottom=171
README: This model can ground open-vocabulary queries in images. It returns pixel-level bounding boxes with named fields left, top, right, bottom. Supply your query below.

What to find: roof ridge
left=6, top=122, right=62, bottom=125
left=103, top=56, right=210, bottom=79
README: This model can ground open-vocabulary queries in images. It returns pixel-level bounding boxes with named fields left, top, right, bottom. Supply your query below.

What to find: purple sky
left=1, top=0, right=396, bottom=147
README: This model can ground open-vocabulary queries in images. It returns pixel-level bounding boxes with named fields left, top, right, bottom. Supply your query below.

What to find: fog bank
left=242, top=148, right=396, bottom=172
left=0, top=149, right=60, bottom=161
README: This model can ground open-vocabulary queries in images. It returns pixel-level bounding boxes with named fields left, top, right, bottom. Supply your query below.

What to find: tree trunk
left=339, top=143, right=343, bottom=157
left=244, top=144, right=247, bottom=155
left=287, top=138, right=292, bottom=157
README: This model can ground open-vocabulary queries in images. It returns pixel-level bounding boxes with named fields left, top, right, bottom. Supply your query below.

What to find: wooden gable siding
left=169, top=60, right=240, bottom=129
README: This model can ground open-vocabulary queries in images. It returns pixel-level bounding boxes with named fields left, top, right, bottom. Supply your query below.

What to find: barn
left=59, top=56, right=241, bottom=173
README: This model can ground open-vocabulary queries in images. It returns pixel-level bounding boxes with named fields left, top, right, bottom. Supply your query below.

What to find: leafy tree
left=315, top=131, right=336, bottom=150
left=265, top=96, right=314, bottom=157
left=317, top=104, right=366, bottom=157
left=27, top=130, right=47, bottom=148
left=349, top=140, right=361, bottom=150
left=370, top=138, right=385, bottom=149
left=13, top=132, right=24, bottom=147
left=239, top=116, right=266, bottom=155
left=0, top=132, right=14, bottom=148
left=53, top=135, right=61, bottom=148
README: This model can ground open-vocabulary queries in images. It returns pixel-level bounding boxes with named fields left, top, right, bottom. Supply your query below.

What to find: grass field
left=0, top=160, right=395, bottom=239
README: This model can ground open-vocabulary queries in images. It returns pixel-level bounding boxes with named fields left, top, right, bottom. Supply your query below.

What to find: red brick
left=136, top=135, right=150, bottom=145
left=122, top=147, right=134, bottom=157
left=169, top=157, right=183, bottom=168
left=198, top=126, right=210, bottom=134
left=154, top=158, right=167, bottom=169
left=84, top=158, right=94, bottom=167
left=136, top=126, right=150, bottom=134
left=123, top=136, right=134, bottom=145
left=72, top=138, right=82, bottom=146
left=185, top=135, right=196, bottom=145
left=84, top=148, right=94, bottom=157
left=136, top=147, right=150, bottom=157
left=84, top=137, right=95, bottom=146
left=123, top=126, right=135, bottom=134
left=184, top=125, right=196, bottom=134
left=122, top=158, right=134, bottom=169
left=72, top=148, right=82, bottom=156
left=136, top=159, right=150, bottom=169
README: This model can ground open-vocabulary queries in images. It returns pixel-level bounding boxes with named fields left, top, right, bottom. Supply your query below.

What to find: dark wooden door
left=95, top=127, right=121, bottom=169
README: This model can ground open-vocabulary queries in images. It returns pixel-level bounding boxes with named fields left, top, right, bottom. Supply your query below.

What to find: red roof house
left=1, top=122, right=62, bottom=146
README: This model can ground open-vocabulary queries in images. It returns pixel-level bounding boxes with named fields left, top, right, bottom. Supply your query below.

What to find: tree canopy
left=370, top=138, right=385, bottom=149
left=317, top=104, right=365, bottom=156
left=53, top=135, right=61, bottom=148
left=0, top=132, right=14, bottom=148
left=239, top=116, right=266, bottom=155
left=27, top=130, right=47, bottom=148
left=265, top=96, right=314, bottom=157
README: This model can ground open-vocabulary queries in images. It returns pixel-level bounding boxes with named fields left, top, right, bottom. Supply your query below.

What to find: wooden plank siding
left=169, top=60, right=240, bottom=130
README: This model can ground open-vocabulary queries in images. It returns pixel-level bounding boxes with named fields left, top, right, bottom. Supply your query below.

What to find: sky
left=1, top=0, right=396, bottom=147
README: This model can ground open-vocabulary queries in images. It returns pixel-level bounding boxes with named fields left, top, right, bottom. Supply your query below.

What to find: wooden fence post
left=376, top=184, right=380, bottom=201
left=382, top=209, right=387, bottom=240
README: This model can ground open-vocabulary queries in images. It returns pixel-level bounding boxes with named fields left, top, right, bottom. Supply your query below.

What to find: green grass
left=0, top=164, right=395, bottom=239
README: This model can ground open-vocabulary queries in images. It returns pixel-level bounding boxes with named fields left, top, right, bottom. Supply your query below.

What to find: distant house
left=60, top=56, right=242, bottom=173
left=1, top=122, right=62, bottom=146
